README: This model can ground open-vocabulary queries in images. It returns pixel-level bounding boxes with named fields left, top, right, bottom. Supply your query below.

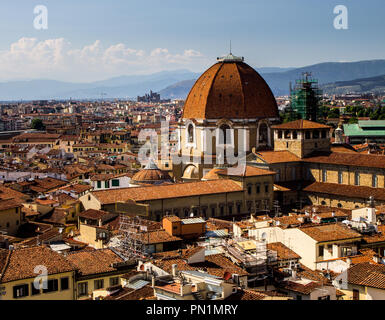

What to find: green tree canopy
left=31, top=118, right=45, bottom=130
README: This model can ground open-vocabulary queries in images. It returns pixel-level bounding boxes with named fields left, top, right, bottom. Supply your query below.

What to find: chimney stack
left=346, top=257, right=352, bottom=268
left=172, top=264, right=178, bottom=277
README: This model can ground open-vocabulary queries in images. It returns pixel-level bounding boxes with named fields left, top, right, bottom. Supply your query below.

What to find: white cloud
left=0, top=38, right=208, bottom=82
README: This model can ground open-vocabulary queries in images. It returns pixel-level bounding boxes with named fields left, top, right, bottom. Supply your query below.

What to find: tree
left=348, top=117, right=358, bottom=124
left=31, top=118, right=45, bottom=130
left=327, top=108, right=340, bottom=119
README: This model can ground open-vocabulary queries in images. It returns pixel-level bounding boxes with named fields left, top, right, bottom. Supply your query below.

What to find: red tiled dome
left=132, top=169, right=171, bottom=183
left=132, top=159, right=172, bottom=184
left=182, top=57, right=279, bottom=120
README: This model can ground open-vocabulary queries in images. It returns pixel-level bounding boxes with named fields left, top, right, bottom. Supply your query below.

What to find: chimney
left=151, top=275, right=155, bottom=288
left=180, top=282, right=184, bottom=296
left=297, top=216, right=304, bottom=223
left=172, top=264, right=178, bottom=277
left=346, top=257, right=352, bottom=268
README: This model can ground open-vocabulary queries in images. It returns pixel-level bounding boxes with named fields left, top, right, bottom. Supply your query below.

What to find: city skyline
left=0, top=0, right=384, bottom=82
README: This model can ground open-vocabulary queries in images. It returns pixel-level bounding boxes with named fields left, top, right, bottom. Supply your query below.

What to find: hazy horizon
left=0, top=1, right=384, bottom=82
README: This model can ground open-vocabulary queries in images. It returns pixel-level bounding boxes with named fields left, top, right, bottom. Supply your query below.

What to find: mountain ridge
left=160, top=59, right=385, bottom=99
left=321, top=74, right=385, bottom=95
left=1, top=60, right=385, bottom=100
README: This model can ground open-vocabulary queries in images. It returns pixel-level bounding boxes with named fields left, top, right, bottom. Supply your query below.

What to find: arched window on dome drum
left=219, top=124, right=232, bottom=145
left=188, top=124, right=194, bottom=143
left=259, top=123, right=268, bottom=144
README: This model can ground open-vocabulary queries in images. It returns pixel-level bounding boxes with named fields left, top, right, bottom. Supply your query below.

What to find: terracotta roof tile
left=303, top=181, right=385, bottom=201
left=92, top=180, right=243, bottom=204
left=104, top=285, right=154, bottom=300
left=0, top=246, right=75, bottom=283
left=78, top=209, right=117, bottom=221
left=304, top=151, right=385, bottom=169
left=152, top=250, right=248, bottom=278
left=65, top=248, right=123, bottom=276
left=347, top=262, right=385, bottom=289
left=0, top=198, right=23, bottom=211
left=256, top=150, right=301, bottom=163
left=216, top=165, right=276, bottom=177
left=134, top=229, right=182, bottom=245
left=267, top=242, right=301, bottom=261
left=300, top=223, right=362, bottom=242
left=272, top=120, right=330, bottom=130
left=279, top=280, right=323, bottom=295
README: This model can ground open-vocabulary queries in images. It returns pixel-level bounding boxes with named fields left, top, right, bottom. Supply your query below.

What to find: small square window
left=94, top=279, right=104, bottom=290
left=31, top=282, right=40, bottom=295
left=61, top=277, right=69, bottom=291
left=43, top=279, right=58, bottom=293
left=110, top=277, right=119, bottom=287
left=13, top=284, right=29, bottom=299
left=78, top=282, right=88, bottom=297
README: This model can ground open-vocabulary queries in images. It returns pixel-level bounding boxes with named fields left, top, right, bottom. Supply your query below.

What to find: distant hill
left=321, top=74, right=385, bottom=95
left=262, top=60, right=385, bottom=96
left=159, top=60, right=385, bottom=99
left=159, top=80, right=196, bottom=100
left=256, top=67, right=295, bottom=74
left=1, top=60, right=385, bottom=100
left=0, top=70, right=201, bottom=101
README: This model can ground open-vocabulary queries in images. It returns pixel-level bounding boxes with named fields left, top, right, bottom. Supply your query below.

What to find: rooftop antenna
left=230, top=40, right=232, bottom=55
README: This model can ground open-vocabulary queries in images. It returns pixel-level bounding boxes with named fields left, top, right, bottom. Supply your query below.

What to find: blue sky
left=0, top=0, right=384, bottom=81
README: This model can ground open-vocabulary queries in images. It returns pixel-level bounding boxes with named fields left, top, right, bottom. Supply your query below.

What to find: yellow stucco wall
left=0, top=271, right=75, bottom=300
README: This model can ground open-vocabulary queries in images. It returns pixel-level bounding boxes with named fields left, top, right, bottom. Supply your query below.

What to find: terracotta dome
left=182, top=54, right=278, bottom=120
left=132, top=159, right=172, bottom=184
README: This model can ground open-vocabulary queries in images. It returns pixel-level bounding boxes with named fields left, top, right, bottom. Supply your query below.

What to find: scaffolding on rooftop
left=289, top=72, right=323, bottom=122
left=224, top=237, right=276, bottom=272
left=113, top=215, right=149, bottom=261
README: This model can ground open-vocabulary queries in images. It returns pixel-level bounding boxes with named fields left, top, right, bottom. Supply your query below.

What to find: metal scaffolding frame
left=289, top=72, right=322, bottom=122
left=114, top=215, right=149, bottom=261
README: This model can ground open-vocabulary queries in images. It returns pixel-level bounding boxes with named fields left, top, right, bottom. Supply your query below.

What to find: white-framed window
left=13, top=284, right=29, bottom=299
left=185, top=122, right=197, bottom=149
left=187, top=123, right=194, bottom=143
